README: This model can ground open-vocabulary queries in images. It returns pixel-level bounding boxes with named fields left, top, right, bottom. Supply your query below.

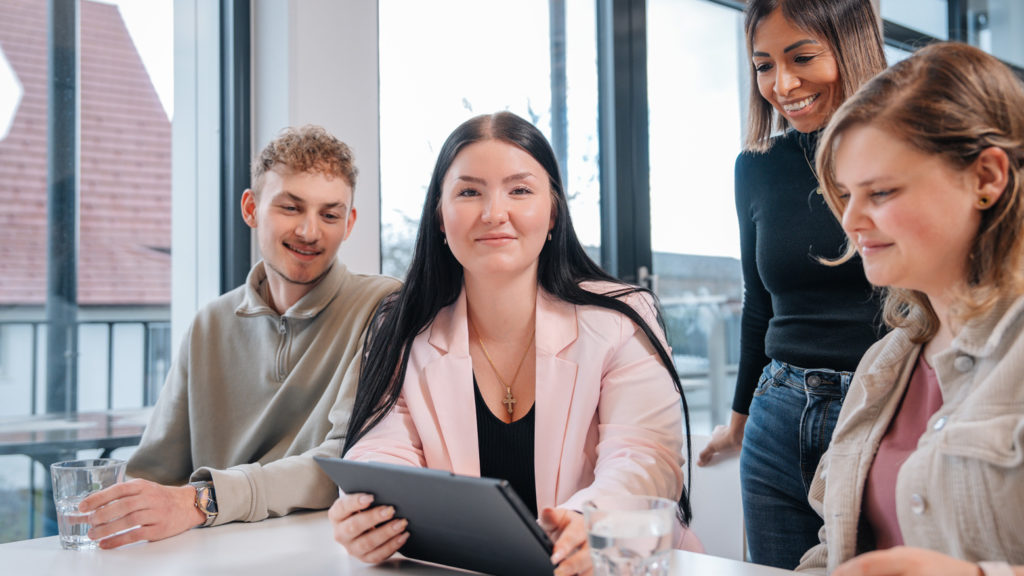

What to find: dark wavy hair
left=344, top=111, right=693, bottom=524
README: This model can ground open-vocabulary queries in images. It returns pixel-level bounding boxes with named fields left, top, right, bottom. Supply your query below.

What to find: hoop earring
left=547, top=232, right=552, bottom=242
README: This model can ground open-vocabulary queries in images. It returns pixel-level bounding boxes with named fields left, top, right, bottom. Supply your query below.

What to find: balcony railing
left=0, top=318, right=172, bottom=415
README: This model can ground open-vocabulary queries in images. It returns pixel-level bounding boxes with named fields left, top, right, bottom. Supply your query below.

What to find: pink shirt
left=862, top=353, right=944, bottom=549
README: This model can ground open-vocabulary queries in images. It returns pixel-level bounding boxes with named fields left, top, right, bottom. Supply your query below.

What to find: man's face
left=241, top=168, right=356, bottom=309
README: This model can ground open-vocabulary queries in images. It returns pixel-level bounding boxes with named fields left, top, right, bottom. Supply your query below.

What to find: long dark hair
left=345, top=111, right=693, bottom=523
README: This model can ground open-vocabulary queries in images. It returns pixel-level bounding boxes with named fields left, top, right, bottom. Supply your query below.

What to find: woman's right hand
left=328, top=493, right=409, bottom=563
left=697, top=411, right=748, bottom=466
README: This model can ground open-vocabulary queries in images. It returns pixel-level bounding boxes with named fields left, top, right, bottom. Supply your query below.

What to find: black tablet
left=315, top=457, right=554, bottom=576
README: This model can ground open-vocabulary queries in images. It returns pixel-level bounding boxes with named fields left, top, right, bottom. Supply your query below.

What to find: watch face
left=193, top=482, right=218, bottom=516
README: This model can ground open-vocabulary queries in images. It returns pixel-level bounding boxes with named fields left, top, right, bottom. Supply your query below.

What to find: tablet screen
left=315, top=457, right=555, bottom=575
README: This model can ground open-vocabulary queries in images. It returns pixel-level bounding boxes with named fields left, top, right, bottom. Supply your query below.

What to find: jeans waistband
left=766, top=358, right=853, bottom=396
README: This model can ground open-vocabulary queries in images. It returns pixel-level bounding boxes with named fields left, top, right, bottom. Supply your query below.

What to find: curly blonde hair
left=816, top=42, right=1024, bottom=342
left=251, top=125, right=357, bottom=197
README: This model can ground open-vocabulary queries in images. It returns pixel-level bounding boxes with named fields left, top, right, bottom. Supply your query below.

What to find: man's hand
left=539, top=507, right=592, bottom=576
left=833, top=547, right=983, bottom=576
left=77, top=478, right=206, bottom=549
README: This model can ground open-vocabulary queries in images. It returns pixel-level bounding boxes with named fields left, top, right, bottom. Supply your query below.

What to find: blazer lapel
left=423, top=290, right=481, bottom=476
left=534, top=288, right=580, bottom=509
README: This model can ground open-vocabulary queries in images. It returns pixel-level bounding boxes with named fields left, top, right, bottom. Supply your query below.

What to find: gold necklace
left=473, top=324, right=535, bottom=415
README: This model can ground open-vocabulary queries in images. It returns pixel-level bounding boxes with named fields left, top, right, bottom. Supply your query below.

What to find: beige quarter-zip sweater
left=127, top=261, right=399, bottom=525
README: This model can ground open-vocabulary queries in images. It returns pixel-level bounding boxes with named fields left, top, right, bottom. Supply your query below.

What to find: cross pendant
left=502, top=388, right=517, bottom=415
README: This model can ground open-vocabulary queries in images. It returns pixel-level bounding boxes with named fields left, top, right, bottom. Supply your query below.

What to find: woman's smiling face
left=439, top=139, right=555, bottom=282
left=752, top=8, right=841, bottom=133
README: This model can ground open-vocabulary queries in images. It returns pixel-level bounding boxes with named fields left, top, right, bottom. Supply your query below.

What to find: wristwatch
left=189, top=481, right=219, bottom=527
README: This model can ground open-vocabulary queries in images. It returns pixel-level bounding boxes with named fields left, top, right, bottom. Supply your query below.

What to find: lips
left=476, top=233, right=516, bottom=242
left=782, top=94, right=818, bottom=113
left=857, top=239, right=893, bottom=256
left=284, top=242, right=322, bottom=258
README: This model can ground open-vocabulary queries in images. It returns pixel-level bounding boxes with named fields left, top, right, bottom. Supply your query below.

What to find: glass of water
left=50, top=458, right=126, bottom=550
left=583, top=495, right=676, bottom=576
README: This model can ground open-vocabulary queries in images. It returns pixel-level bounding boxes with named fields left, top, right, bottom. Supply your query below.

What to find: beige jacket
left=797, top=295, right=1024, bottom=574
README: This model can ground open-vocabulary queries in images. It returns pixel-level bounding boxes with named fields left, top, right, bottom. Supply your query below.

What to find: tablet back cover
left=316, top=458, right=554, bottom=576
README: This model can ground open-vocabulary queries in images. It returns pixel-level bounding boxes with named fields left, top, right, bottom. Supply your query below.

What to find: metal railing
left=0, top=318, right=172, bottom=414
left=662, top=297, right=742, bottom=428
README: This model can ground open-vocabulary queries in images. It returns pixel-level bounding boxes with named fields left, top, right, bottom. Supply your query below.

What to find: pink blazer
left=346, top=282, right=703, bottom=552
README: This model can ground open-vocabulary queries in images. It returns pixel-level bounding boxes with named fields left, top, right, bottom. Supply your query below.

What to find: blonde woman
left=800, top=42, right=1024, bottom=576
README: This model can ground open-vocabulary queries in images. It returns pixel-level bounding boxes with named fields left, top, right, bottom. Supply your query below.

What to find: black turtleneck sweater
left=732, top=129, right=884, bottom=414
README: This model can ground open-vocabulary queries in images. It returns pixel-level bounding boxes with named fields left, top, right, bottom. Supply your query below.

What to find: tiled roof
left=0, top=0, right=171, bottom=306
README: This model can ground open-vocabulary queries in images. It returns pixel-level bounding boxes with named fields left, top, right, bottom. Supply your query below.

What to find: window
left=378, top=0, right=600, bottom=277
left=0, top=0, right=174, bottom=542
left=965, top=0, right=1024, bottom=67
left=881, top=0, right=949, bottom=40
left=647, top=0, right=744, bottom=432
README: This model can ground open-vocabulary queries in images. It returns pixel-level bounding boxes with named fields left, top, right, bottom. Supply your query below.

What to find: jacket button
left=933, top=416, right=947, bottom=431
left=953, top=355, right=974, bottom=372
left=910, top=493, right=927, bottom=515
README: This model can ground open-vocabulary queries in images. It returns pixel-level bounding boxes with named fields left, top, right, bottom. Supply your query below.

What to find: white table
left=0, top=511, right=795, bottom=575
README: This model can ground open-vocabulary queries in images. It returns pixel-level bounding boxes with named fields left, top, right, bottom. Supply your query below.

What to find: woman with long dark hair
left=328, top=111, right=700, bottom=574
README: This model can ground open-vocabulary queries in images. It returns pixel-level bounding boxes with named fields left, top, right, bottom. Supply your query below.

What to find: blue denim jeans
left=740, top=359, right=852, bottom=570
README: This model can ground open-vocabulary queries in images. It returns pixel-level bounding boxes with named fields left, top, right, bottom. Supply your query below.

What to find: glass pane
left=647, top=0, right=744, bottom=434
left=967, top=0, right=1024, bottom=67
left=0, top=0, right=173, bottom=542
left=881, top=0, right=949, bottom=40
left=378, top=0, right=600, bottom=278
left=884, top=44, right=914, bottom=65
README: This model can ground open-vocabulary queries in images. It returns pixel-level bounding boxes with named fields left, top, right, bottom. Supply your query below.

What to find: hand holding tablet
left=317, top=458, right=556, bottom=576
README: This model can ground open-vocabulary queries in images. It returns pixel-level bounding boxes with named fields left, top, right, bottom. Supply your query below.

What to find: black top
left=733, top=129, right=883, bottom=414
left=474, top=376, right=538, bottom=518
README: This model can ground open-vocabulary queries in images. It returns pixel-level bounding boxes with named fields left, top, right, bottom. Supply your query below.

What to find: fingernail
left=551, top=549, right=564, bottom=563
left=398, top=532, right=410, bottom=543
left=380, top=506, right=394, bottom=519
left=393, top=519, right=407, bottom=532
left=358, top=494, right=373, bottom=506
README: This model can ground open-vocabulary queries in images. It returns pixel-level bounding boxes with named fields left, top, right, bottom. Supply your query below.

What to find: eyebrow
left=752, top=38, right=820, bottom=58
left=455, top=172, right=536, bottom=185
left=278, top=191, right=346, bottom=210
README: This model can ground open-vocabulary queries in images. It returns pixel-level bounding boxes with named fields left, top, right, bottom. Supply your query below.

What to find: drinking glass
left=583, top=495, right=676, bottom=576
left=50, top=458, right=126, bottom=550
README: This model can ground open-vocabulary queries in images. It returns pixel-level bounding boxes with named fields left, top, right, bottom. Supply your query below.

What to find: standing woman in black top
left=696, top=0, right=886, bottom=569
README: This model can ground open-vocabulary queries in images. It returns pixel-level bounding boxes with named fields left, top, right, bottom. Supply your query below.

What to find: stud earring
left=443, top=236, right=448, bottom=245
left=547, top=232, right=552, bottom=242
left=978, top=196, right=992, bottom=208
